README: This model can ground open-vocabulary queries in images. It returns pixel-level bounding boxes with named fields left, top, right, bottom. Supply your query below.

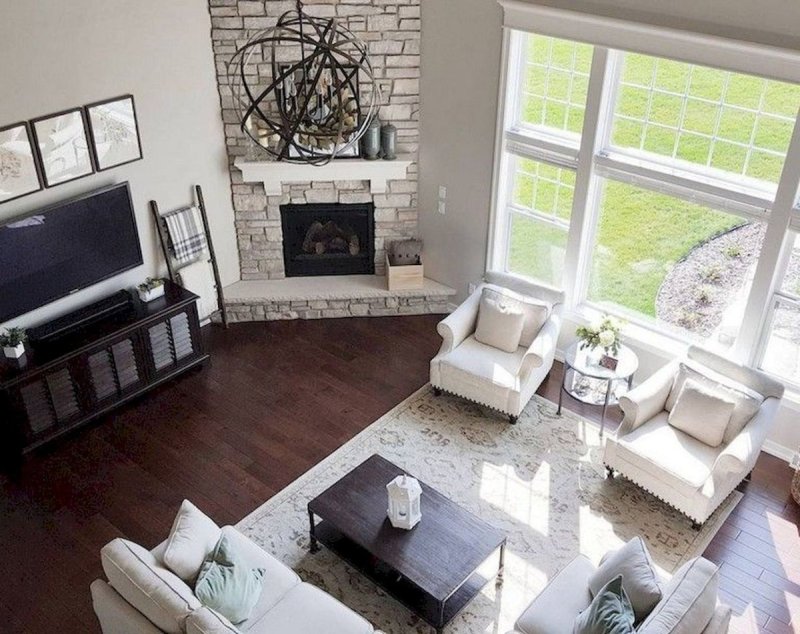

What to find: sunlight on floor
left=479, top=461, right=550, bottom=535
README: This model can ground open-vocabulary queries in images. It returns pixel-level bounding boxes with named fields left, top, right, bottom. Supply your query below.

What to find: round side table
left=557, top=342, right=639, bottom=436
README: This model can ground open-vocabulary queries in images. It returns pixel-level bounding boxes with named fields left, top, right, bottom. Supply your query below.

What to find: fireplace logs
left=302, top=220, right=360, bottom=256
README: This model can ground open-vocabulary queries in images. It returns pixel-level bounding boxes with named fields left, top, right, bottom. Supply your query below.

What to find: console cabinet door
left=15, top=365, right=82, bottom=442
left=85, top=334, right=145, bottom=406
left=145, top=307, right=200, bottom=378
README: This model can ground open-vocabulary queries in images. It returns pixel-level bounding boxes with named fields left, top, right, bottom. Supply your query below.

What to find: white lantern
left=386, top=474, right=422, bottom=530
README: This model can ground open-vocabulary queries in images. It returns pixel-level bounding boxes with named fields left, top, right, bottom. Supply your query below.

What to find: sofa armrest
left=712, top=397, right=780, bottom=478
left=617, top=361, right=678, bottom=436
left=519, top=312, right=561, bottom=383
left=514, top=554, right=595, bottom=634
left=436, top=286, right=482, bottom=354
left=91, top=579, right=165, bottom=634
left=701, top=604, right=732, bottom=634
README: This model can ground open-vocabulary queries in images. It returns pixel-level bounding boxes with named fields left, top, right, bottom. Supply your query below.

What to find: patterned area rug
left=238, top=387, right=741, bottom=633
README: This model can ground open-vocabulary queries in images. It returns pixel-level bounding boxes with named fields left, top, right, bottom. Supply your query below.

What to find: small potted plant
left=576, top=315, right=622, bottom=367
left=0, top=327, right=27, bottom=359
left=137, top=277, right=166, bottom=303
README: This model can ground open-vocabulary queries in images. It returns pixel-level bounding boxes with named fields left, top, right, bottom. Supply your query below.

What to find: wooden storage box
left=386, top=254, right=424, bottom=291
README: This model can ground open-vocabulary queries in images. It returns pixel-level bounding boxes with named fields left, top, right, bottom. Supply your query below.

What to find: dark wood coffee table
left=307, top=454, right=506, bottom=633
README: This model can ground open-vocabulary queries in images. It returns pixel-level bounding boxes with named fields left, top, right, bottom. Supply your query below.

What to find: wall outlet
left=791, top=452, right=800, bottom=470
left=438, top=200, right=446, bottom=215
left=438, top=185, right=447, bottom=199
left=468, top=282, right=477, bottom=294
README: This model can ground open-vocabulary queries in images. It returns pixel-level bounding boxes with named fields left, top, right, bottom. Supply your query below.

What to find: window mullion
left=737, top=107, right=800, bottom=363
left=563, top=46, right=619, bottom=309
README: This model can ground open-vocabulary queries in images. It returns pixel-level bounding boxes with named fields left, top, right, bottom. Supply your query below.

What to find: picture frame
left=85, top=94, right=143, bottom=171
left=600, top=355, right=619, bottom=371
left=31, top=107, right=94, bottom=187
left=0, top=121, right=42, bottom=204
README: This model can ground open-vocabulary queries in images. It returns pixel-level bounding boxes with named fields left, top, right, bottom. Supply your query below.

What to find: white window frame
left=489, top=1, right=800, bottom=381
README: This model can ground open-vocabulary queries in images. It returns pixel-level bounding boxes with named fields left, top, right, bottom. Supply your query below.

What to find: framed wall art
left=0, top=122, right=42, bottom=204
left=31, top=107, right=94, bottom=187
left=85, top=94, right=143, bottom=171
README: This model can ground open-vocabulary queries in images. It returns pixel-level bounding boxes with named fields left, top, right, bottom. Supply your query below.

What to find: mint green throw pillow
left=194, top=531, right=265, bottom=624
left=574, top=575, right=636, bottom=634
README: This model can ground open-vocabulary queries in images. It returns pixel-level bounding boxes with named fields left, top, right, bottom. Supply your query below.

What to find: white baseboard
left=762, top=440, right=796, bottom=464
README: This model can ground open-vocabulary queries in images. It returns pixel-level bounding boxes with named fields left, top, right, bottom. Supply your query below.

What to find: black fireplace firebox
left=280, top=202, right=375, bottom=277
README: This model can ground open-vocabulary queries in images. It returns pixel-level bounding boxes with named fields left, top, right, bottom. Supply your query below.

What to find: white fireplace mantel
left=234, top=156, right=413, bottom=196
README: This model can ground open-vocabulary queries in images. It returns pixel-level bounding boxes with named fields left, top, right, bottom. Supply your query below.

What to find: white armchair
left=430, top=271, right=564, bottom=424
left=603, top=345, right=784, bottom=527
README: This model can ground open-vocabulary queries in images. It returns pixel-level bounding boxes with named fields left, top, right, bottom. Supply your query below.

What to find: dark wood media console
left=0, top=281, right=208, bottom=466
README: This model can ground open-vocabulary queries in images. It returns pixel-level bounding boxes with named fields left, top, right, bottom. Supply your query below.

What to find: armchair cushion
left=475, top=289, right=526, bottom=352
left=665, top=363, right=762, bottom=444
left=438, top=335, right=527, bottom=392
left=616, top=413, right=720, bottom=490
left=588, top=537, right=662, bottom=623
left=668, top=380, right=735, bottom=448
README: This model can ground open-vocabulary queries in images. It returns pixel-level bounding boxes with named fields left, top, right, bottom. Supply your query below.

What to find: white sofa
left=604, top=345, right=784, bottom=527
left=91, top=515, right=373, bottom=634
left=430, top=271, right=564, bottom=423
left=509, top=551, right=730, bottom=634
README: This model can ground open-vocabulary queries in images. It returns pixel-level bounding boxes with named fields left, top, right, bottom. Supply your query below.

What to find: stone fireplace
left=209, top=0, right=456, bottom=321
left=210, top=0, right=423, bottom=282
left=281, top=203, right=375, bottom=277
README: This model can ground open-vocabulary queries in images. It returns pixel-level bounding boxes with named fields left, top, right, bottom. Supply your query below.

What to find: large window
left=587, top=181, right=764, bottom=342
left=517, top=35, right=592, bottom=135
left=493, top=28, right=800, bottom=388
left=611, top=54, right=800, bottom=183
left=506, top=158, right=575, bottom=287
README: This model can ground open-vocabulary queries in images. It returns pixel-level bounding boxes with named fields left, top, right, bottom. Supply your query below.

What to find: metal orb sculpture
left=229, top=1, right=381, bottom=165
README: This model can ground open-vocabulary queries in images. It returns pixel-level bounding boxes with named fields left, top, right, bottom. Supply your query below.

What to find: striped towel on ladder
left=163, top=205, right=208, bottom=263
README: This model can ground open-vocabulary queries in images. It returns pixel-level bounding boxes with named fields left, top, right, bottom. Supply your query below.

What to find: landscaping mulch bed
left=656, top=223, right=766, bottom=337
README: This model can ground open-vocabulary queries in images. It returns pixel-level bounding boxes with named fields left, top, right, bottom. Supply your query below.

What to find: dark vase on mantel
left=381, top=123, right=397, bottom=160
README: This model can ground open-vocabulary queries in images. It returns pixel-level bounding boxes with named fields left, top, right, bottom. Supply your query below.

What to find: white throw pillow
left=483, top=286, right=551, bottom=346
left=668, top=380, right=735, bottom=448
left=163, top=500, right=222, bottom=584
left=588, top=536, right=663, bottom=623
left=474, top=289, right=525, bottom=353
left=666, top=363, right=762, bottom=444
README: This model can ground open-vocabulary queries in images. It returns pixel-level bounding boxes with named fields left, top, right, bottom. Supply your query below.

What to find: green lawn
left=510, top=36, right=800, bottom=323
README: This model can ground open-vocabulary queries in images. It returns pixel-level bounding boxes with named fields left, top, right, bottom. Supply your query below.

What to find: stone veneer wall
left=209, top=0, right=421, bottom=280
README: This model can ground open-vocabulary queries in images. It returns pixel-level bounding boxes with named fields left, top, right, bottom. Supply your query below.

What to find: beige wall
left=0, top=0, right=238, bottom=330
left=418, top=0, right=800, bottom=458
left=418, top=0, right=504, bottom=301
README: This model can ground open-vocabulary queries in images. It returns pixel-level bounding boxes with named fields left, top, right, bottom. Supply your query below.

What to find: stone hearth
left=223, top=276, right=455, bottom=322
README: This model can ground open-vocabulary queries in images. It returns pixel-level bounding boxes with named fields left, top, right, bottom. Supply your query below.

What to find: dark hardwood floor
left=1, top=316, right=797, bottom=633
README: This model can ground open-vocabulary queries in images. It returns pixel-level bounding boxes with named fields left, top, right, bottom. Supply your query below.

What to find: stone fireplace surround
left=209, top=0, right=453, bottom=321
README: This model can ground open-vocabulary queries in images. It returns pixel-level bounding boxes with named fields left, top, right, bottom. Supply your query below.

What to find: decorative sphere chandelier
left=229, top=1, right=381, bottom=165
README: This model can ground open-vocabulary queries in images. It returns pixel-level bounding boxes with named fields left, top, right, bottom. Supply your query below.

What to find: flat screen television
left=0, top=182, right=143, bottom=322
